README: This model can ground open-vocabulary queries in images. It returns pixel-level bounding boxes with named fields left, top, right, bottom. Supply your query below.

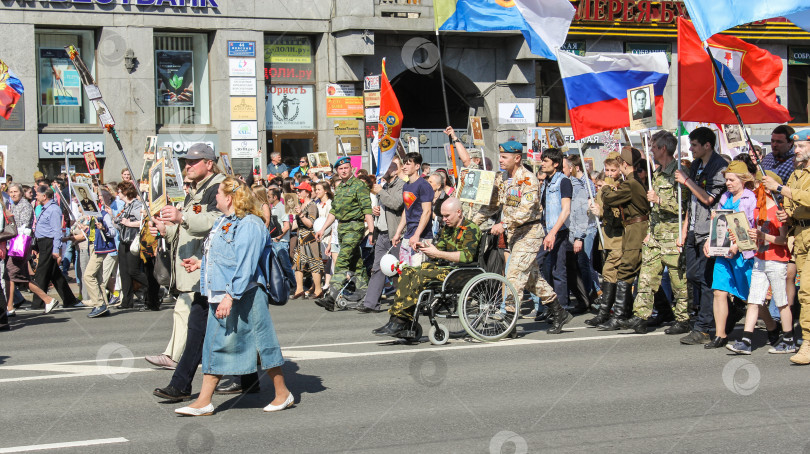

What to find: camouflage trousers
left=509, top=232, right=556, bottom=305
left=389, top=263, right=451, bottom=321
left=634, top=238, right=689, bottom=321
left=330, top=220, right=368, bottom=293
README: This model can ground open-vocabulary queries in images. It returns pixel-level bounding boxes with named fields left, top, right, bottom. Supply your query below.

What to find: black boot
left=624, top=316, right=648, bottom=334
left=546, top=298, right=573, bottom=334
left=585, top=281, right=616, bottom=326
left=647, top=288, right=675, bottom=327
left=315, top=286, right=340, bottom=311
left=598, top=281, right=631, bottom=331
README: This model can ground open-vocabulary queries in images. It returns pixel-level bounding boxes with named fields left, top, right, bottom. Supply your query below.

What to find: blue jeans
left=539, top=229, right=570, bottom=304
left=686, top=232, right=715, bottom=333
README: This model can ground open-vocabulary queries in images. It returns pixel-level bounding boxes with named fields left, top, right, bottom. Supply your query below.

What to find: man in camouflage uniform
left=585, top=152, right=624, bottom=326
left=490, top=141, right=572, bottom=334
left=315, top=156, right=374, bottom=311
left=373, top=197, right=481, bottom=336
left=599, top=146, right=650, bottom=331
left=626, top=131, right=690, bottom=334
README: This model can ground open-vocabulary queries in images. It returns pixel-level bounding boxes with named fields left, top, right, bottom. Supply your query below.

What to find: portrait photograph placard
left=723, top=124, right=746, bottom=149
left=628, top=84, right=656, bottom=131
left=149, top=158, right=167, bottom=216
left=73, top=183, right=101, bottom=217
left=708, top=210, right=733, bottom=257
left=83, top=151, right=100, bottom=176
left=458, top=168, right=496, bottom=205
left=545, top=127, right=568, bottom=153
left=469, top=116, right=485, bottom=147
left=727, top=211, right=756, bottom=251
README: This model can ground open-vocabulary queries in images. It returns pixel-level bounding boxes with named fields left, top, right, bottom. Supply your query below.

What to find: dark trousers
left=32, top=237, right=78, bottom=308
left=685, top=232, right=715, bottom=333
left=169, top=292, right=258, bottom=393
left=566, top=249, right=590, bottom=307
left=363, top=232, right=398, bottom=310
left=142, top=256, right=161, bottom=309
left=538, top=229, right=570, bottom=304
left=118, top=241, right=148, bottom=307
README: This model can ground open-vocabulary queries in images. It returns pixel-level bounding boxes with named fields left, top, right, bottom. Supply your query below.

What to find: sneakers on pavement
left=726, top=340, right=752, bottom=355
left=680, top=330, right=711, bottom=345
left=43, top=298, right=60, bottom=314
left=770, top=339, right=797, bottom=354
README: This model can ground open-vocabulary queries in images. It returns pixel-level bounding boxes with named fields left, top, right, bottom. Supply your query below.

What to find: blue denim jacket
left=543, top=171, right=570, bottom=234
left=201, top=213, right=268, bottom=300
left=568, top=175, right=598, bottom=242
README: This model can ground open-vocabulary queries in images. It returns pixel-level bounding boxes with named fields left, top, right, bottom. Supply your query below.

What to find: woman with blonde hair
left=252, top=184, right=272, bottom=229
left=174, top=176, right=292, bottom=416
left=702, top=161, right=757, bottom=349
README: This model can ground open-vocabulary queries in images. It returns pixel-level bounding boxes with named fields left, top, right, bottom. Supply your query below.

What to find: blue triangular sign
left=510, top=106, right=524, bottom=119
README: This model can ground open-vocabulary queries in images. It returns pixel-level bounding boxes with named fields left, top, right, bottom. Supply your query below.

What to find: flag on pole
left=0, top=59, right=24, bottom=120
left=678, top=18, right=792, bottom=125
left=557, top=51, right=669, bottom=140
left=375, top=59, right=403, bottom=178
left=682, top=0, right=810, bottom=41
left=433, top=0, right=574, bottom=60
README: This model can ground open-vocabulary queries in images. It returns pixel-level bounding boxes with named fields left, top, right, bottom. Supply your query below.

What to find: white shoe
left=44, top=298, right=60, bottom=314
left=175, top=403, right=214, bottom=416
left=263, top=393, right=294, bottom=412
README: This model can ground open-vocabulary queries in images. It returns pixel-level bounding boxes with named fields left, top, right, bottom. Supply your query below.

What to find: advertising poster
left=230, top=97, right=257, bottom=120
left=39, top=48, right=82, bottom=106
left=266, top=85, right=314, bottom=130
left=155, top=50, right=194, bottom=107
left=497, top=102, right=535, bottom=125
left=326, top=97, right=364, bottom=118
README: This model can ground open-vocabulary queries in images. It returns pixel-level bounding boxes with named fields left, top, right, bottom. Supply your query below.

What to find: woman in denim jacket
left=175, top=177, right=292, bottom=416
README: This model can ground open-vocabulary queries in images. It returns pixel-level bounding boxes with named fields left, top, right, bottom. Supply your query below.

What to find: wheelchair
left=398, top=265, right=520, bottom=345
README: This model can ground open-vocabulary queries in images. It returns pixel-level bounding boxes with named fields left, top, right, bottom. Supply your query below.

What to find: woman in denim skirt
left=175, top=176, right=293, bottom=416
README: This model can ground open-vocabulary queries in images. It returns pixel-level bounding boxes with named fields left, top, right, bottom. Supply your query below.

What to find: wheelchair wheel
left=434, top=301, right=467, bottom=339
left=458, top=273, right=520, bottom=342
left=401, top=322, right=422, bottom=343
left=428, top=324, right=450, bottom=345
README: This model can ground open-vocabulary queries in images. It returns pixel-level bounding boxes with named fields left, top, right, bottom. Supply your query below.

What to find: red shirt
left=754, top=204, right=790, bottom=262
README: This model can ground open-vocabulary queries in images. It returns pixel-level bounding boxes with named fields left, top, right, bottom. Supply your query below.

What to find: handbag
left=8, top=231, right=31, bottom=258
left=0, top=208, right=17, bottom=242
left=153, top=233, right=176, bottom=287
left=259, top=242, right=292, bottom=306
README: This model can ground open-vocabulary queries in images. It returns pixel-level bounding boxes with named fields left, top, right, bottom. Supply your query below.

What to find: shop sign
left=156, top=133, right=218, bottom=157
left=266, top=85, right=315, bottom=130
left=39, top=133, right=106, bottom=159
left=326, top=97, right=364, bottom=118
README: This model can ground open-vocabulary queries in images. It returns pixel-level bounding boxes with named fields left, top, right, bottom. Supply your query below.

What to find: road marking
left=0, top=437, right=128, bottom=453
left=0, top=329, right=663, bottom=382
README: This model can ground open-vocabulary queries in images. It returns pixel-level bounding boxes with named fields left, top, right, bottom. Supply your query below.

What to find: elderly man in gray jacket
left=357, top=157, right=406, bottom=312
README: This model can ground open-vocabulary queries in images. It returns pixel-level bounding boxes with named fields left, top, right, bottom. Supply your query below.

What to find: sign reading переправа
left=13, top=0, right=219, bottom=8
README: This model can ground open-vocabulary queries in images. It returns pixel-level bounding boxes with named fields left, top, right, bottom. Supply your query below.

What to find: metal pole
left=642, top=132, right=654, bottom=208
left=434, top=29, right=459, bottom=178
left=577, top=144, right=604, bottom=248
left=677, top=121, right=683, bottom=250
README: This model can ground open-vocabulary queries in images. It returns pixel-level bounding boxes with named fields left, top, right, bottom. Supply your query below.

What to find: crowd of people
left=4, top=122, right=810, bottom=415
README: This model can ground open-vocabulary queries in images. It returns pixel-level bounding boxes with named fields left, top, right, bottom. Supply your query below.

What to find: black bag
left=268, top=214, right=284, bottom=239
left=153, top=237, right=173, bottom=287
left=477, top=232, right=505, bottom=275
left=259, top=242, right=293, bottom=306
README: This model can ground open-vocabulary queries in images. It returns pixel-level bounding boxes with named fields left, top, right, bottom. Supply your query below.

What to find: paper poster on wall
left=155, top=50, right=195, bottom=107
left=39, top=48, right=82, bottom=106
left=266, top=85, right=314, bottom=130
left=228, top=57, right=256, bottom=77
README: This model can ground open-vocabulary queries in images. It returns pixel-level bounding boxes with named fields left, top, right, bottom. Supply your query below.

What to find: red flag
left=677, top=17, right=791, bottom=124
left=377, top=58, right=403, bottom=156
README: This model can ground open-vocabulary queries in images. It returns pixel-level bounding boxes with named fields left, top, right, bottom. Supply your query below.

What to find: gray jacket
left=377, top=176, right=405, bottom=235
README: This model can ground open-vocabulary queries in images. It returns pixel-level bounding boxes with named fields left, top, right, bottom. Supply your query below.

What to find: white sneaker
left=44, top=298, right=60, bottom=314
left=175, top=403, right=214, bottom=416
left=263, top=393, right=294, bottom=412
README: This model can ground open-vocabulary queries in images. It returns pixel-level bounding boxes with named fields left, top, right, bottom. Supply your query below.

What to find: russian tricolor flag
left=558, top=51, right=669, bottom=140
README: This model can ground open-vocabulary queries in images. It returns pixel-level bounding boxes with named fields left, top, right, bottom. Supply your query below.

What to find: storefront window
left=36, top=29, right=96, bottom=125
left=788, top=47, right=810, bottom=124
left=154, top=33, right=210, bottom=126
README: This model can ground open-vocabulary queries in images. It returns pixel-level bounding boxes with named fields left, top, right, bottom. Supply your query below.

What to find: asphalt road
left=2, top=294, right=810, bottom=454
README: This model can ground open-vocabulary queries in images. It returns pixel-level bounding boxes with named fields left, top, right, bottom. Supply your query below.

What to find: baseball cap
left=185, top=143, right=217, bottom=161
left=295, top=182, right=313, bottom=192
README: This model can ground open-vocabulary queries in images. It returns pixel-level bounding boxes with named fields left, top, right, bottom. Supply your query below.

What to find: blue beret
left=792, top=129, right=810, bottom=141
left=334, top=156, right=351, bottom=168
left=499, top=141, right=523, bottom=153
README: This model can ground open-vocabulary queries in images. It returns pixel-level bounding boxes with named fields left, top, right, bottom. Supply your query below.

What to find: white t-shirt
left=271, top=202, right=290, bottom=242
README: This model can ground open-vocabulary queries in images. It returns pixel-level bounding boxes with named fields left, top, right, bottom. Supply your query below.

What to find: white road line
left=0, top=329, right=663, bottom=382
left=0, top=437, right=128, bottom=453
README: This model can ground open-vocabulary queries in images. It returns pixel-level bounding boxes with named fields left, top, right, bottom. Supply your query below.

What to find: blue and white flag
left=683, top=0, right=810, bottom=41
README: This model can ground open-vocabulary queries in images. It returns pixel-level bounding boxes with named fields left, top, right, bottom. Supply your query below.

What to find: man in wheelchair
left=373, top=197, right=481, bottom=337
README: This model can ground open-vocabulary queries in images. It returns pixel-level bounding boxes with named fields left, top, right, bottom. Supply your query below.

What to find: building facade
left=1, top=0, right=808, bottom=181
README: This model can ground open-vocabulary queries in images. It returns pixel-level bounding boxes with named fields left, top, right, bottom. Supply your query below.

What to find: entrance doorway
left=269, top=132, right=317, bottom=170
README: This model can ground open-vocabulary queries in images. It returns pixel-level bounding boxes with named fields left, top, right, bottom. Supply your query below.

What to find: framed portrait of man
left=545, top=127, right=569, bottom=153
left=723, top=124, right=746, bottom=149
left=149, top=158, right=167, bottom=216
left=469, top=116, right=485, bottom=147
left=219, top=152, right=234, bottom=175
left=708, top=210, right=733, bottom=256
left=73, top=183, right=101, bottom=217
left=458, top=168, right=496, bottom=205
left=727, top=211, right=755, bottom=251
left=83, top=151, right=100, bottom=176
left=628, top=84, right=656, bottom=131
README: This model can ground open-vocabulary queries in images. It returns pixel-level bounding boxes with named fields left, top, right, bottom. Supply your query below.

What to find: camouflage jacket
left=332, top=175, right=372, bottom=221
left=650, top=159, right=690, bottom=242
left=500, top=165, right=543, bottom=237
left=434, top=218, right=482, bottom=264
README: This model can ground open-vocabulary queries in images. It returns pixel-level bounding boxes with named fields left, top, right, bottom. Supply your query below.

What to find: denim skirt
left=202, top=286, right=285, bottom=375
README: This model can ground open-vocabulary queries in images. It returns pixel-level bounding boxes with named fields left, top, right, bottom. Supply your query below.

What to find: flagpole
left=641, top=131, right=654, bottom=208
left=577, top=143, right=604, bottom=249
left=677, top=121, right=683, bottom=251
left=703, top=44, right=781, bottom=208
left=434, top=29, right=459, bottom=178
